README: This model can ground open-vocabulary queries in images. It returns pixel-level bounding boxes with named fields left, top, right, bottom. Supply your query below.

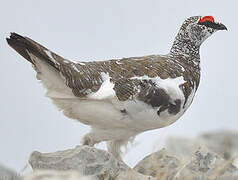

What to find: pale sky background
left=1, top=0, right=238, bottom=172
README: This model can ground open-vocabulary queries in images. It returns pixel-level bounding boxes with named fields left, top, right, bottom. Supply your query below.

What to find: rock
left=133, top=148, right=182, bottom=179
left=176, top=147, right=238, bottom=180
left=28, top=145, right=153, bottom=180
left=29, top=145, right=129, bottom=177
left=21, top=130, right=238, bottom=179
left=165, top=137, right=201, bottom=163
left=23, top=169, right=155, bottom=180
left=165, top=130, right=238, bottom=166
left=0, top=164, right=22, bottom=180
left=116, top=170, right=156, bottom=180
left=199, top=131, right=238, bottom=160
left=23, top=170, right=93, bottom=180
left=233, top=158, right=238, bottom=168
left=133, top=147, right=238, bottom=180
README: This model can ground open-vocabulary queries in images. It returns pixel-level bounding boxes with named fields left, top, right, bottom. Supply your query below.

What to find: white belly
left=51, top=85, right=196, bottom=133
left=48, top=71, right=197, bottom=133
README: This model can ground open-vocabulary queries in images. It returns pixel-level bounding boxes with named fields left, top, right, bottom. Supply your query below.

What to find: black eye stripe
left=198, top=21, right=215, bottom=27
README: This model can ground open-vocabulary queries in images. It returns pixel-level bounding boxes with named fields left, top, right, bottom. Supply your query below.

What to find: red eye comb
left=199, top=16, right=215, bottom=23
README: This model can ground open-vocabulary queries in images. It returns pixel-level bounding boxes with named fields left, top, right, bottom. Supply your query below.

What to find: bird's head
left=178, top=15, right=227, bottom=46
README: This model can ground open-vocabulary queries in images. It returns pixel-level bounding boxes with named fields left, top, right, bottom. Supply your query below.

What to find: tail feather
left=6, top=32, right=75, bottom=99
left=6, top=32, right=60, bottom=70
left=6, top=32, right=96, bottom=99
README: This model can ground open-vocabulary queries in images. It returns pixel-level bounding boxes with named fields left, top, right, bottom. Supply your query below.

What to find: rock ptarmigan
left=6, top=16, right=227, bottom=160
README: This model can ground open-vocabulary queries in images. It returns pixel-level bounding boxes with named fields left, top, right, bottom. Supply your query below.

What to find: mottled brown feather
left=7, top=33, right=200, bottom=107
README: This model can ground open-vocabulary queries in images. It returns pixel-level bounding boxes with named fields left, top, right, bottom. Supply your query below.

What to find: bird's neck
left=169, top=31, right=201, bottom=65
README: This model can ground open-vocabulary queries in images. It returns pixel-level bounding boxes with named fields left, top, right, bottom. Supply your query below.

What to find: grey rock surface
left=23, top=170, right=155, bottom=180
left=0, top=164, right=22, bottom=180
left=28, top=145, right=154, bottom=180
left=23, top=170, right=93, bottom=180
left=29, top=145, right=129, bottom=177
left=165, top=137, right=201, bottom=163
left=133, top=148, right=181, bottom=180
left=115, top=170, right=156, bottom=180
left=199, top=131, right=238, bottom=160
left=177, top=147, right=238, bottom=180
left=166, top=130, right=238, bottom=165
left=24, top=130, right=238, bottom=179
left=133, top=147, right=238, bottom=180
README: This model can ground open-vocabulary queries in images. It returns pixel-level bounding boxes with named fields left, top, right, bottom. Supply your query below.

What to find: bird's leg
left=81, top=133, right=98, bottom=146
left=81, top=128, right=121, bottom=147
left=107, top=139, right=128, bottom=161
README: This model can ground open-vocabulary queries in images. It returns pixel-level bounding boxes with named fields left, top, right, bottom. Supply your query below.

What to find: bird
left=6, top=15, right=227, bottom=160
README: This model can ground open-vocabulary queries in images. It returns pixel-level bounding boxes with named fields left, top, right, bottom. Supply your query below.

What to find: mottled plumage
left=6, top=15, right=227, bottom=160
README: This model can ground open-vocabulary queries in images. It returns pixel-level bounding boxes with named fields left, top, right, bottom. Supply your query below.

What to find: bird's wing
left=114, top=77, right=170, bottom=103
left=113, top=75, right=186, bottom=115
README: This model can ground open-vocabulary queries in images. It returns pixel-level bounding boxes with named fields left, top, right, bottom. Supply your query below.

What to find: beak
left=198, top=21, right=228, bottom=30
left=215, top=23, right=228, bottom=30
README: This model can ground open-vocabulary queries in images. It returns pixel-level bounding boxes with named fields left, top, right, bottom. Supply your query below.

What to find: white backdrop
left=1, top=0, right=237, bottom=171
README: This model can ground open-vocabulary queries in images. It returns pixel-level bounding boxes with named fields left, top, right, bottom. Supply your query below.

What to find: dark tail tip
left=6, top=32, right=34, bottom=63
left=6, top=32, right=60, bottom=71
left=6, top=32, right=24, bottom=45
